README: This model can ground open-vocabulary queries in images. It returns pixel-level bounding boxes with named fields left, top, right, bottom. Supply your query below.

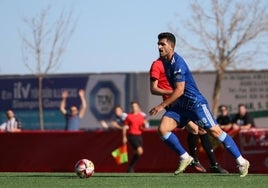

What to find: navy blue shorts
left=164, top=103, right=217, bottom=130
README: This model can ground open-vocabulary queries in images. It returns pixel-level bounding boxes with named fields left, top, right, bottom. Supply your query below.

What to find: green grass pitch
left=0, top=172, right=267, bottom=188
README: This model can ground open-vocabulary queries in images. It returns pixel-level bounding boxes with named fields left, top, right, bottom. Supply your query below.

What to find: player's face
left=6, top=110, right=14, bottom=119
left=131, top=103, right=140, bottom=113
left=70, top=106, right=78, bottom=116
left=239, top=106, right=247, bottom=116
left=158, top=38, right=174, bottom=60
left=220, top=107, right=228, bottom=115
left=114, top=107, right=123, bottom=116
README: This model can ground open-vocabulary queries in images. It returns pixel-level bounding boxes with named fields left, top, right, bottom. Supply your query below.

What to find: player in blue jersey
left=149, top=32, right=249, bottom=177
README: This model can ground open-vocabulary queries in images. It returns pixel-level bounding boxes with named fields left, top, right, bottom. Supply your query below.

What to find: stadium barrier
left=0, top=128, right=267, bottom=173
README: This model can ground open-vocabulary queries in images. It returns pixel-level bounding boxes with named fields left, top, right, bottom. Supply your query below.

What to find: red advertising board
left=0, top=128, right=267, bottom=173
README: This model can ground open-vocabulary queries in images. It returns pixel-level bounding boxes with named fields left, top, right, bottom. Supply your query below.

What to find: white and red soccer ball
left=74, top=159, right=94, bottom=178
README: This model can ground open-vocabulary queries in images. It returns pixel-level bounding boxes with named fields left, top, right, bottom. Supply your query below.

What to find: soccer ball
left=74, top=159, right=95, bottom=178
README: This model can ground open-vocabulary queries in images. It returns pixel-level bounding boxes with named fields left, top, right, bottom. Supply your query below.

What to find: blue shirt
left=163, top=52, right=208, bottom=109
left=65, top=114, right=81, bottom=131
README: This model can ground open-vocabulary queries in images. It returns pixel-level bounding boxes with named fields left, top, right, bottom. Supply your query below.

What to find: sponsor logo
left=90, top=81, right=120, bottom=120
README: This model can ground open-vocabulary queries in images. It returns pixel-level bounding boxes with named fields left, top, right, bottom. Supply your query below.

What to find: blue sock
left=219, top=132, right=241, bottom=158
left=162, top=132, right=186, bottom=156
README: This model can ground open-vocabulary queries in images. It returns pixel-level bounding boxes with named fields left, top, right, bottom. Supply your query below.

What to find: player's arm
left=0, top=123, right=5, bottom=132
left=140, top=119, right=147, bottom=131
left=99, top=120, right=109, bottom=129
left=160, top=81, right=184, bottom=108
left=122, top=125, right=128, bottom=144
left=149, top=81, right=185, bottom=115
left=150, top=78, right=172, bottom=96
left=242, top=115, right=254, bottom=130
left=13, top=128, right=22, bottom=132
left=232, top=121, right=240, bottom=131
left=60, top=90, right=68, bottom=115
left=13, top=120, right=22, bottom=132
left=220, top=123, right=233, bottom=132
left=110, top=120, right=123, bottom=130
left=78, top=89, right=87, bottom=118
left=240, top=118, right=253, bottom=130
left=240, top=124, right=251, bottom=130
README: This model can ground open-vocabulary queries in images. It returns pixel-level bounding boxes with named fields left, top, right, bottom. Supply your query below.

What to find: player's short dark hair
left=238, top=103, right=246, bottom=108
left=130, top=101, right=139, bottom=106
left=5, top=109, right=13, bottom=114
left=158, top=32, right=176, bottom=46
left=113, top=105, right=123, bottom=110
left=218, top=104, right=228, bottom=111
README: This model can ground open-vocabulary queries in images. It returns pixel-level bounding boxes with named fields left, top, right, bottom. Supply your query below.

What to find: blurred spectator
left=100, top=105, right=127, bottom=130
left=60, top=89, right=87, bottom=131
left=217, top=105, right=233, bottom=133
left=232, top=104, right=255, bottom=131
left=0, top=109, right=22, bottom=132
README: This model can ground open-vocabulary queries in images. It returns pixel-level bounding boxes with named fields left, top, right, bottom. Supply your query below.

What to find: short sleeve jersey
left=232, top=113, right=255, bottom=127
left=150, top=59, right=173, bottom=101
left=164, top=52, right=207, bottom=109
left=217, top=115, right=232, bottom=126
left=124, top=113, right=145, bottom=135
left=112, top=112, right=128, bottom=126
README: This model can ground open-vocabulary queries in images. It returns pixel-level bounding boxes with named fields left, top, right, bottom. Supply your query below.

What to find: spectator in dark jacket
left=232, top=104, right=255, bottom=131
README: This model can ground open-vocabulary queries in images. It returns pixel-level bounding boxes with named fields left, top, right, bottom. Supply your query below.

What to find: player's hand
left=122, top=136, right=128, bottom=144
left=149, top=104, right=164, bottom=116
left=78, top=89, right=85, bottom=97
left=62, top=90, right=68, bottom=98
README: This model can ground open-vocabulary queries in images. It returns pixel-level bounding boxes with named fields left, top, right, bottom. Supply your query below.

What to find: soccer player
left=122, top=101, right=146, bottom=172
left=150, top=58, right=228, bottom=173
left=149, top=32, right=249, bottom=177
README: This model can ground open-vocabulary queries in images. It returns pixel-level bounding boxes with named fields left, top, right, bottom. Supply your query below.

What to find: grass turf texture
left=0, top=173, right=267, bottom=188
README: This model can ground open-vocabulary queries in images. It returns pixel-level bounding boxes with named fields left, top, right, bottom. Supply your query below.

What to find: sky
left=0, top=0, right=267, bottom=75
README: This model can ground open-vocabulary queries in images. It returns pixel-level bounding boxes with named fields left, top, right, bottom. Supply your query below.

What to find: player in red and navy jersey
left=150, top=59, right=228, bottom=173
left=149, top=32, right=249, bottom=177
left=150, top=59, right=173, bottom=101
left=122, top=101, right=146, bottom=172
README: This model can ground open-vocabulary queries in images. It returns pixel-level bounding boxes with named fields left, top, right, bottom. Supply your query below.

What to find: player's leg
left=208, top=126, right=249, bottom=176
left=185, top=122, right=206, bottom=172
left=158, top=113, right=193, bottom=174
left=127, top=135, right=143, bottom=173
left=158, top=116, right=188, bottom=157
left=198, top=127, right=228, bottom=173
left=195, top=104, right=250, bottom=177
